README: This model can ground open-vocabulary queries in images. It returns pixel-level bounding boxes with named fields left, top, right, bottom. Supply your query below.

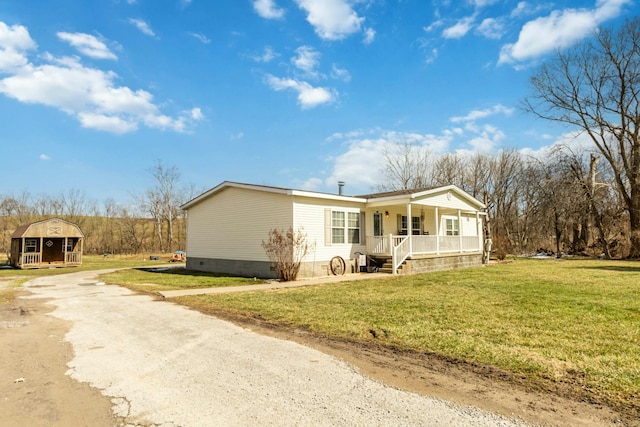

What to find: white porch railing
left=392, top=236, right=410, bottom=275
left=366, top=235, right=482, bottom=274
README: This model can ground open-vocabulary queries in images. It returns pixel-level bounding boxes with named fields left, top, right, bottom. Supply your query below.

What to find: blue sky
left=0, top=0, right=635, bottom=205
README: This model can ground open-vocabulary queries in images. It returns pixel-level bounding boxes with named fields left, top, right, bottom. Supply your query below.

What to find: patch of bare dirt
left=0, top=291, right=122, bottom=427
left=204, top=309, right=638, bottom=427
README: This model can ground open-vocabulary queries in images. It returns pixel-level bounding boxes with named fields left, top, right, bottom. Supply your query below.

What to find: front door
left=373, top=212, right=383, bottom=236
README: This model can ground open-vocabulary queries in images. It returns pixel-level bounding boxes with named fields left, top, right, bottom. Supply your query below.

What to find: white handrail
left=392, top=235, right=410, bottom=274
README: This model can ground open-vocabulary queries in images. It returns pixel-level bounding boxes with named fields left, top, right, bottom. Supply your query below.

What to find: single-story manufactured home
left=10, top=217, right=84, bottom=269
left=181, top=181, right=486, bottom=279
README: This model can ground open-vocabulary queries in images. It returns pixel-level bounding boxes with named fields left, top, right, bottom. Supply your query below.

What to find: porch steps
left=377, top=259, right=406, bottom=274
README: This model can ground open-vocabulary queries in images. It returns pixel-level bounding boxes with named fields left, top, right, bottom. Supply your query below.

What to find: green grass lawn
left=168, top=258, right=640, bottom=414
left=99, top=267, right=265, bottom=293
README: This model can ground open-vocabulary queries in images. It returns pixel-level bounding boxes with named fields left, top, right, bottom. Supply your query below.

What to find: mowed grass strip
left=172, top=258, right=640, bottom=413
left=101, top=267, right=265, bottom=293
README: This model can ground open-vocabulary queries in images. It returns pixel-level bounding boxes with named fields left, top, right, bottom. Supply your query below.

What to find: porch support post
left=407, top=203, right=412, bottom=256
left=476, top=212, right=482, bottom=252
left=458, top=209, right=462, bottom=253
left=39, top=237, right=43, bottom=266
left=435, top=207, right=440, bottom=254
left=390, top=233, right=396, bottom=274
left=64, top=237, right=68, bottom=265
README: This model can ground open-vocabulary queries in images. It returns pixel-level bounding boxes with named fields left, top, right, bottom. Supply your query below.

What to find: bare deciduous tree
left=524, top=18, right=640, bottom=257
left=378, top=141, right=432, bottom=191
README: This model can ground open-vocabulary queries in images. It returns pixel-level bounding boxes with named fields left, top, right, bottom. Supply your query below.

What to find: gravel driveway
left=24, top=270, right=527, bottom=426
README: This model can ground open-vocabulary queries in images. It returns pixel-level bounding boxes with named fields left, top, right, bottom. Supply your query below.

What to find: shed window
left=25, top=239, right=38, bottom=253
left=63, top=239, right=74, bottom=252
left=445, top=218, right=459, bottom=236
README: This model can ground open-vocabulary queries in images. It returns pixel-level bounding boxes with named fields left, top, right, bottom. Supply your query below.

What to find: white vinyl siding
left=293, top=197, right=365, bottom=263
left=422, top=190, right=481, bottom=211
left=186, top=187, right=293, bottom=261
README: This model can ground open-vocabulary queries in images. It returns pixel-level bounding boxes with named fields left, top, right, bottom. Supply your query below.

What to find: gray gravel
left=24, top=270, right=530, bottom=427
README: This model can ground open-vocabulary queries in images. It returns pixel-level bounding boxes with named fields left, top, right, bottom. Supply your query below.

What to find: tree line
left=2, top=19, right=638, bottom=260
left=380, top=18, right=640, bottom=259
left=0, top=162, right=199, bottom=257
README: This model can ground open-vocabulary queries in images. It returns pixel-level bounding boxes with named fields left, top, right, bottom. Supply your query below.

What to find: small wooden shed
left=10, top=218, right=84, bottom=269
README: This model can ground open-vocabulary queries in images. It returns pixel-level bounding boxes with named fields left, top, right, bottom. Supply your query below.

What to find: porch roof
left=360, top=185, right=485, bottom=210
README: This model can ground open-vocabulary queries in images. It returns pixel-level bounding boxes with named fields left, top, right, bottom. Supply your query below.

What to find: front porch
left=366, top=234, right=483, bottom=274
left=16, top=251, right=83, bottom=269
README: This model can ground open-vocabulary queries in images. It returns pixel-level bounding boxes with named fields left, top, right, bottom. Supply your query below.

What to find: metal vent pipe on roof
left=338, top=181, right=345, bottom=195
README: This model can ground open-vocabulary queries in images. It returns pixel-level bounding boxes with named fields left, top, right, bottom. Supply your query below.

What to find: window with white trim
left=347, top=212, right=360, bottom=244
left=330, top=210, right=361, bottom=244
left=331, top=211, right=345, bottom=244
left=399, top=215, right=421, bottom=235
left=445, top=218, right=459, bottom=236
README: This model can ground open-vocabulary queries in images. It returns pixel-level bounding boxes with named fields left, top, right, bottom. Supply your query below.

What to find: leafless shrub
left=262, top=227, right=311, bottom=282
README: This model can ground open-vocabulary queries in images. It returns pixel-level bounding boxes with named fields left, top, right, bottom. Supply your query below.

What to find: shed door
left=42, top=238, right=64, bottom=263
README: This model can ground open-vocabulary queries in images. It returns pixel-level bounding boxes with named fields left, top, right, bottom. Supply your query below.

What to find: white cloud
left=190, top=107, right=204, bottom=120
left=294, top=0, right=364, bottom=40
left=363, top=27, right=375, bottom=44
left=323, top=130, right=455, bottom=193
left=253, top=0, right=285, bottom=19
left=40, top=154, right=51, bottom=160
left=189, top=32, right=211, bottom=44
left=442, top=15, right=475, bottom=39
left=450, top=104, right=514, bottom=123
left=499, top=0, right=631, bottom=64
left=265, top=75, right=335, bottom=109
left=470, top=0, right=500, bottom=7
left=424, top=48, right=438, bottom=64
left=252, top=46, right=278, bottom=63
left=57, top=32, right=117, bottom=60
left=298, top=177, right=323, bottom=191
left=128, top=18, right=156, bottom=37
left=0, top=22, right=36, bottom=72
left=230, top=131, right=244, bottom=140
left=423, top=20, right=443, bottom=33
left=292, top=45, right=320, bottom=74
left=331, top=64, right=351, bottom=82
left=476, top=18, right=504, bottom=39
left=0, top=23, right=201, bottom=134
left=467, top=125, right=505, bottom=152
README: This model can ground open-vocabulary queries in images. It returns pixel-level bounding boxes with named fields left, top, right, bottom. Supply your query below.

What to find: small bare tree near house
left=262, top=227, right=311, bottom=282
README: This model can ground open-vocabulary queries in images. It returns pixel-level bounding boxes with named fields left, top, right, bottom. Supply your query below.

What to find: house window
left=63, top=239, right=74, bottom=252
left=400, top=215, right=421, bottom=235
left=330, top=210, right=361, bottom=244
left=25, top=239, right=38, bottom=253
left=347, top=212, right=360, bottom=244
left=445, top=218, right=459, bottom=236
left=332, top=211, right=345, bottom=244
